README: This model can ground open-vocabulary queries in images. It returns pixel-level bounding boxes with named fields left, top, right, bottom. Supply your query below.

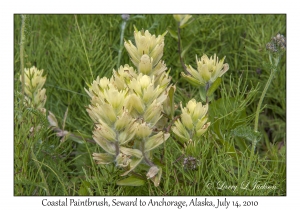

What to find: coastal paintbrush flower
left=86, top=86, right=128, bottom=126
left=111, top=64, right=137, bottom=90
left=92, top=153, right=115, bottom=165
left=124, top=28, right=167, bottom=70
left=144, top=132, right=170, bottom=152
left=139, top=54, right=153, bottom=75
left=103, top=87, right=127, bottom=112
left=135, top=122, right=152, bottom=139
left=172, top=99, right=210, bottom=144
left=87, top=70, right=170, bottom=180
left=173, top=14, right=192, bottom=28
left=127, top=74, right=167, bottom=106
left=22, top=66, right=46, bottom=96
left=146, top=165, right=162, bottom=187
left=146, top=165, right=159, bottom=179
left=125, top=93, right=145, bottom=115
left=20, top=66, right=47, bottom=109
left=86, top=28, right=173, bottom=187
left=124, top=28, right=172, bottom=128
left=185, top=98, right=209, bottom=122
left=32, top=88, right=47, bottom=109
left=114, top=109, right=135, bottom=131
left=85, top=76, right=111, bottom=106
left=143, top=99, right=163, bottom=126
left=182, top=54, right=229, bottom=86
left=115, top=152, right=132, bottom=167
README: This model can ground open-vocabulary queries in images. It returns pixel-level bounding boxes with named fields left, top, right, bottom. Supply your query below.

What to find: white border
left=2, top=0, right=298, bottom=209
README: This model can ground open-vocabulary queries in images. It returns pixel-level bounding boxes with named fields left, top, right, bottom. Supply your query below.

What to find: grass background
left=14, top=14, right=286, bottom=196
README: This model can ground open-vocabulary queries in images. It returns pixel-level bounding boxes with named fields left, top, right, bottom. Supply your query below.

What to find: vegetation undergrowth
left=14, top=14, right=286, bottom=196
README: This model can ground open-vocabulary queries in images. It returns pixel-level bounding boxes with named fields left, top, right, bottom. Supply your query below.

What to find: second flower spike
left=182, top=54, right=229, bottom=86
left=172, top=99, right=210, bottom=144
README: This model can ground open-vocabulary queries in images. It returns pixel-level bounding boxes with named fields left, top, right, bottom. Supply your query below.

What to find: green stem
left=74, top=15, right=94, bottom=80
left=20, top=15, right=26, bottom=100
left=117, top=20, right=127, bottom=68
left=205, top=82, right=210, bottom=105
left=248, top=55, right=279, bottom=175
left=254, top=69, right=276, bottom=132
left=115, top=132, right=120, bottom=156
left=141, top=138, right=155, bottom=167
left=177, top=23, right=187, bottom=74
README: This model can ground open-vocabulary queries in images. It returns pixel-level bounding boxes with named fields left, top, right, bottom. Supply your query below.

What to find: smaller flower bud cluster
left=266, top=33, right=286, bottom=52
left=20, top=66, right=47, bottom=110
left=172, top=99, right=210, bottom=144
left=173, top=14, right=192, bottom=28
left=182, top=54, right=229, bottom=87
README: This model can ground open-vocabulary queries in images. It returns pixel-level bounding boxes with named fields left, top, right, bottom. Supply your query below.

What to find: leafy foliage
left=14, top=14, right=286, bottom=196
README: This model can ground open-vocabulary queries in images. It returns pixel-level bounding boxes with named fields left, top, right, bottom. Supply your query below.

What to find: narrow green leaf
left=180, top=42, right=193, bottom=58
left=130, top=15, right=146, bottom=20
left=217, top=138, right=238, bottom=159
left=179, top=18, right=194, bottom=29
left=199, top=86, right=214, bottom=102
left=167, top=27, right=178, bottom=40
left=168, top=85, right=175, bottom=119
left=116, top=176, right=145, bottom=186
left=207, top=77, right=222, bottom=97
left=181, top=72, right=203, bottom=87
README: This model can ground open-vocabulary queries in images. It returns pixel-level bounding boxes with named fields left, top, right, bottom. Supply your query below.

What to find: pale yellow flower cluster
left=86, top=29, right=172, bottom=186
left=20, top=66, right=47, bottom=109
left=182, top=54, right=229, bottom=86
left=173, top=14, right=192, bottom=28
left=172, top=99, right=210, bottom=144
left=124, top=28, right=171, bottom=88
